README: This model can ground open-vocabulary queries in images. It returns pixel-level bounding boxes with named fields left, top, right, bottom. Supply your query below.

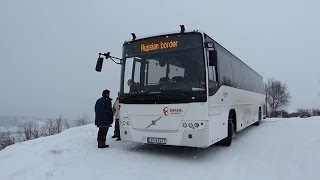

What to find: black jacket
left=95, top=97, right=113, bottom=127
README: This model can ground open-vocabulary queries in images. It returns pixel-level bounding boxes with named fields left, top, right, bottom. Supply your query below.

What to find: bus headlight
left=180, top=121, right=206, bottom=130
left=127, top=121, right=130, bottom=125
left=182, top=123, right=187, bottom=128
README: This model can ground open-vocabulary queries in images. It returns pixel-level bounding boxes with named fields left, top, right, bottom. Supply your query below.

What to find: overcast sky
left=1, top=0, right=319, bottom=119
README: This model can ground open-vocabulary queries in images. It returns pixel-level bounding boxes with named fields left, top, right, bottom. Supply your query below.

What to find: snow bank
left=0, top=117, right=319, bottom=180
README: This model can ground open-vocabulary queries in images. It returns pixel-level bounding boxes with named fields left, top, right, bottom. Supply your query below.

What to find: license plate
left=147, top=137, right=167, bottom=144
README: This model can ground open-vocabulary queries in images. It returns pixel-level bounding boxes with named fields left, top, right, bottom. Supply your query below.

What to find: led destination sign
left=123, top=33, right=202, bottom=57
left=140, top=40, right=179, bottom=52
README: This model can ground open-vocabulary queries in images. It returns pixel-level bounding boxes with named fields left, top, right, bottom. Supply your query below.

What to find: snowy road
left=0, top=117, right=319, bottom=180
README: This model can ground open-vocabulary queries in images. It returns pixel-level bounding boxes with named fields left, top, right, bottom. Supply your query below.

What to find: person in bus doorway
left=112, top=92, right=121, bottom=141
left=127, top=79, right=142, bottom=92
left=95, top=89, right=114, bottom=148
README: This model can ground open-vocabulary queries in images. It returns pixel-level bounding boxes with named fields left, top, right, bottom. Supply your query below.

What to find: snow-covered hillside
left=0, top=117, right=319, bottom=180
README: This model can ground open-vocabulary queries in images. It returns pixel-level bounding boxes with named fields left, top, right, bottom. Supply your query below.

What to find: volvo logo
left=151, top=120, right=157, bottom=125
left=146, top=117, right=162, bottom=129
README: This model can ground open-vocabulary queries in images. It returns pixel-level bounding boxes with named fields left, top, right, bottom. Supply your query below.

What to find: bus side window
left=208, top=66, right=216, bottom=82
left=208, top=66, right=218, bottom=95
left=205, top=37, right=219, bottom=95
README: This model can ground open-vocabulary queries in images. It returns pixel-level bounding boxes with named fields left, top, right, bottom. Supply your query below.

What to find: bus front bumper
left=120, top=126, right=210, bottom=148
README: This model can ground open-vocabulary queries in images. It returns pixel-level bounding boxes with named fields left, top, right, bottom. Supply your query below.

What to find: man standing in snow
left=95, top=89, right=113, bottom=148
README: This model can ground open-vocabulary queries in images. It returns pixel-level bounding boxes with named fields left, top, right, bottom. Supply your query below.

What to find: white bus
left=96, top=27, right=266, bottom=148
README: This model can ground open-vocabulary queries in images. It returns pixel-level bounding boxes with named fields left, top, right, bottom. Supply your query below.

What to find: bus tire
left=220, top=120, right=234, bottom=146
left=253, top=121, right=260, bottom=126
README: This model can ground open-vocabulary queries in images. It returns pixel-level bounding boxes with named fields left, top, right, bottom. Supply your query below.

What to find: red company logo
left=163, top=107, right=183, bottom=116
left=163, top=107, right=169, bottom=116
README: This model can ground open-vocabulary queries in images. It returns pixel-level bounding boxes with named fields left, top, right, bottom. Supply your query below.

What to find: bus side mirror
left=209, top=50, right=217, bottom=66
left=95, top=57, right=104, bottom=72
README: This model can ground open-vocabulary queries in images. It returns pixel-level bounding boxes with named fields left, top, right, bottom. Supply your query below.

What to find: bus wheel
left=220, top=120, right=234, bottom=146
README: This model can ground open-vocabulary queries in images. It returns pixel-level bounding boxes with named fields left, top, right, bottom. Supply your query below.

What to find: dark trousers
left=113, top=119, right=120, bottom=138
left=97, top=127, right=109, bottom=142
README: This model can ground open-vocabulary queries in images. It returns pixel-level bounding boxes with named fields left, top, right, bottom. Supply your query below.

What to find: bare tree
left=32, top=125, right=40, bottom=139
left=17, top=124, right=41, bottom=141
left=63, top=120, right=70, bottom=129
left=40, top=119, right=55, bottom=136
left=23, top=124, right=33, bottom=140
left=40, top=115, right=65, bottom=136
left=312, top=108, right=320, bottom=116
left=297, top=108, right=320, bottom=116
left=54, top=115, right=63, bottom=134
left=74, top=114, right=90, bottom=127
left=0, top=131, right=15, bottom=150
left=1, top=114, right=91, bottom=150
left=266, top=78, right=291, bottom=117
left=297, top=108, right=309, bottom=114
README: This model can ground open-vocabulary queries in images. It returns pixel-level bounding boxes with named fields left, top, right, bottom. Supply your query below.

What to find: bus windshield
left=121, top=33, right=206, bottom=103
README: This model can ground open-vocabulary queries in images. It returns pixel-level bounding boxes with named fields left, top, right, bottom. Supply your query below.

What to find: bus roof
left=123, top=30, right=204, bottom=45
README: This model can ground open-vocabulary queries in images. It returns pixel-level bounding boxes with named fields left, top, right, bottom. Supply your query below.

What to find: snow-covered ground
left=0, top=117, right=319, bottom=180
